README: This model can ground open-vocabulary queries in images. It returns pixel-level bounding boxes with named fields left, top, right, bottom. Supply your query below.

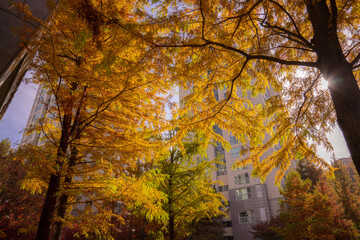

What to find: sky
left=0, top=78, right=38, bottom=146
left=0, top=78, right=350, bottom=161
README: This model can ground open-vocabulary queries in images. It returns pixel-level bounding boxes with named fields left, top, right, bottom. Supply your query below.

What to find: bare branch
left=205, top=38, right=317, bottom=67
left=268, top=0, right=303, bottom=39
left=216, top=0, right=263, bottom=25
left=261, top=21, right=314, bottom=50
left=351, top=52, right=360, bottom=67
left=296, top=73, right=321, bottom=124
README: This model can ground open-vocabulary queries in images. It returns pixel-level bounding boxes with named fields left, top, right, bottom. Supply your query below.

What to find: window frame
left=235, top=187, right=252, bottom=200
left=238, top=210, right=254, bottom=224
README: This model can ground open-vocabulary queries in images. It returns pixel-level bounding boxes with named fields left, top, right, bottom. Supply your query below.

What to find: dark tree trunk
left=52, top=146, right=78, bottom=240
left=36, top=174, right=61, bottom=240
left=326, top=64, right=360, bottom=175
left=168, top=152, right=175, bottom=240
left=52, top=193, right=69, bottom=240
left=36, top=112, right=73, bottom=240
left=169, top=214, right=175, bottom=240
left=52, top=86, right=86, bottom=240
left=306, top=0, right=360, bottom=175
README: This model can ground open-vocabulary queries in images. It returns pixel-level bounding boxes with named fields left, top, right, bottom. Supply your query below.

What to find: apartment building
left=180, top=87, right=282, bottom=240
left=21, top=86, right=52, bottom=145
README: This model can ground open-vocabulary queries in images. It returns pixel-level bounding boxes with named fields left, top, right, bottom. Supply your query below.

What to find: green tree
left=155, top=138, right=226, bottom=240
left=275, top=172, right=357, bottom=240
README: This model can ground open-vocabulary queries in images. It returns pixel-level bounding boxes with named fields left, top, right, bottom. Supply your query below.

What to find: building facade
left=21, top=86, right=52, bottom=145
left=180, top=87, right=282, bottom=240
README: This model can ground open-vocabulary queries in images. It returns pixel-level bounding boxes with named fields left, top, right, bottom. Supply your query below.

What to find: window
left=223, top=221, right=232, bottom=227
left=40, top=88, right=46, bottom=96
left=274, top=143, right=281, bottom=150
left=35, top=103, right=43, bottom=112
left=217, top=163, right=227, bottom=176
left=218, top=185, right=228, bottom=192
left=263, top=88, right=271, bottom=101
left=223, top=92, right=228, bottom=100
left=229, top=133, right=238, bottom=145
left=256, top=185, right=263, bottom=198
left=213, top=125, right=223, bottom=135
left=37, top=95, right=45, bottom=104
left=215, top=140, right=227, bottom=176
left=230, top=146, right=244, bottom=158
left=235, top=187, right=251, bottom=200
left=213, top=89, right=219, bottom=101
left=259, top=208, right=267, bottom=221
left=233, top=165, right=247, bottom=171
left=238, top=210, right=254, bottom=223
left=234, top=173, right=249, bottom=185
left=32, top=112, right=40, bottom=122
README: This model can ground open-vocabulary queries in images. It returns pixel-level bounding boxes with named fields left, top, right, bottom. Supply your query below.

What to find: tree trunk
left=52, top=193, right=69, bottom=240
left=326, top=64, right=360, bottom=175
left=52, top=145, right=80, bottom=240
left=36, top=112, right=73, bottom=240
left=168, top=154, right=175, bottom=240
left=169, top=214, right=175, bottom=240
left=36, top=174, right=61, bottom=240
left=306, top=0, right=360, bottom=175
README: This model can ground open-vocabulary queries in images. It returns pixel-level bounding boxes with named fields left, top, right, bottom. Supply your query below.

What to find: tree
left=0, top=139, right=43, bottom=239
left=154, top=138, right=226, bottom=240
left=332, top=160, right=360, bottom=230
left=17, top=0, right=360, bottom=188
left=113, top=0, right=360, bottom=181
left=113, top=212, right=161, bottom=240
left=186, top=218, right=224, bottom=240
left=251, top=216, right=283, bottom=240
left=296, top=158, right=323, bottom=188
left=274, top=171, right=357, bottom=240
left=14, top=0, right=173, bottom=239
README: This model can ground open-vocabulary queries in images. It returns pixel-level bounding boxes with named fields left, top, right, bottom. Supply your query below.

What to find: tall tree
left=155, top=138, right=226, bottom=240
left=15, top=0, right=173, bottom=239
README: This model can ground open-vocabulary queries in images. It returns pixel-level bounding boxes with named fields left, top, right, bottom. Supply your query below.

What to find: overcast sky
left=0, top=79, right=350, bottom=161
